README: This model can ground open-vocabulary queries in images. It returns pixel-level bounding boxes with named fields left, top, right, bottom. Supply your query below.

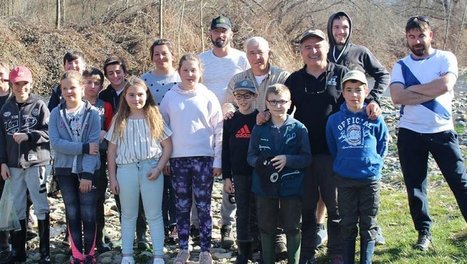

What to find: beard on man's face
left=212, top=37, right=229, bottom=48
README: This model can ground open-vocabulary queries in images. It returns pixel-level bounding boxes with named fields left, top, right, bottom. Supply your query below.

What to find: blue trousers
left=397, top=128, right=467, bottom=232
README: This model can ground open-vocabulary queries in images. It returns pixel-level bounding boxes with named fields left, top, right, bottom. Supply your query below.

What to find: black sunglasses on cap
left=408, top=16, right=430, bottom=25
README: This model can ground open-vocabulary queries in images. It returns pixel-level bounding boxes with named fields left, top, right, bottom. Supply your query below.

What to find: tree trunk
left=159, top=0, right=164, bottom=38
left=177, top=0, right=186, bottom=56
left=200, top=0, right=204, bottom=51
left=454, top=0, right=467, bottom=53
left=56, top=0, right=61, bottom=29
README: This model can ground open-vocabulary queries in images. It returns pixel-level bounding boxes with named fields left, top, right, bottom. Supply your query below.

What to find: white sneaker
left=153, top=257, right=165, bottom=264
left=121, top=256, right=135, bottom=264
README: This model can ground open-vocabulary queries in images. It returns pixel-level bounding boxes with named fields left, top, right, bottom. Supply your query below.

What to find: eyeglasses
left=408, top=16, right=430, bottom=25
left=267, top=100, right=289, bottom=106
left=233, top=93, right=254, bottom=100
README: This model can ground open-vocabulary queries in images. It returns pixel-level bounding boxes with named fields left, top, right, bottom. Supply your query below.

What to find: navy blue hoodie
left=325, top=103, right=388, bottom=181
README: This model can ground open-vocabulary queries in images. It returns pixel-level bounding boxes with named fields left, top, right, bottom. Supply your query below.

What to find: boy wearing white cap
left=325, top=70, right=388, bottom=264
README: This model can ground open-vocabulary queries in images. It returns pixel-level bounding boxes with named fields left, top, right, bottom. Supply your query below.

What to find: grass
left=316, top=182, right=467, bottom=264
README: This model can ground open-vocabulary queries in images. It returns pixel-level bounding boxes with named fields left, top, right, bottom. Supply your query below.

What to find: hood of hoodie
left=327, top=12, right=353, bottom=60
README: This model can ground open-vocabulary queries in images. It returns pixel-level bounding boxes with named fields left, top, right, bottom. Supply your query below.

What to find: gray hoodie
left=327, top=11, right=390, bottom=104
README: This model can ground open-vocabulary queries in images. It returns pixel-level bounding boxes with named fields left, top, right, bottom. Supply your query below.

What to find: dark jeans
left=336, top=176, right=380, bottom=242
left=56, top=173, right=97, bottom=257
left=95, top=155, right=108, bottom=245
left=256, top=195, right=302, bottom=235
left=0, top=178, right=8, bottom=249
left=233, top=174, right=258, bottom=242
left=301, top=154, right=341, bottom=258
left=397, top=128, right=467, bottom=232
left=162, top=174, right=177, bottom=229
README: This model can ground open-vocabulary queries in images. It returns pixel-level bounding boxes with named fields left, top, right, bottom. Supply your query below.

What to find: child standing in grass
left=222, top=79, right=258, bottom=264
left=106, top=76, right=172, bottom=264
left=160, top=54, right=223, bottom=264
left=326, top=70, right=388, bottom=264
left=49, top=71, right=101, bottom=264
left=247, top=84, right=311, bottom=264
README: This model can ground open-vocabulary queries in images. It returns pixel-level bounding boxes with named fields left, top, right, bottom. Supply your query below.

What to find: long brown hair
left=111, top=76, right=164, bottom=141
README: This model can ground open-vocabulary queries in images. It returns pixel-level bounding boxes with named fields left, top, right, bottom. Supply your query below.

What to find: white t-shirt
left=390, top=49, right=458, bottom=133
left=199, top=48, right=250, bottom=101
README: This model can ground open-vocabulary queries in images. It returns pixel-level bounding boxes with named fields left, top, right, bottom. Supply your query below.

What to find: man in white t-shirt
left=198, top=15, right=250, bottom=249
left=390, top=16, right=467, bottom=252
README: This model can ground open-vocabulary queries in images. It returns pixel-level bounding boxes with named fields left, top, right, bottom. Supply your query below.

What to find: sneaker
left=199, top=251, right=212, bottom=264
left=96, top=242, right=112, bottom=253
left=137, top=235, right=151, bottom=250
left=413, top=231, right=432, bottom=251
left=153, top=256, right=165, bottom=264
left=316, top=223, right=328, bottom=248
left=275, top=240, right=288, bottom=261
left=167, top=225, right=178, bottom=244
left=174, top=250, right=190, bottom=264
left=220, top=225, right=234, bottom=249
left=190, top=225, right=200, bottom=242
left=330, top=254, right=344, bottom=264
left=375, top=226, right=386, bottom=245
left=121, top=255, right=135, bottom=264
left=299, top=257, right=317, bottom=264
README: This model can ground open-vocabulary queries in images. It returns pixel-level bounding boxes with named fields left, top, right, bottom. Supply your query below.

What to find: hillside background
left=0, top=0, right=466, bottom=95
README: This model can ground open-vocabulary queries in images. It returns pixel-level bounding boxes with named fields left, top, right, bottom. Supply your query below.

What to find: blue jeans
left=117, top=159, right=164, bottom=256
left=397, top=128, right=467, bottom=232
left=56, top=173, right=97, bottom=258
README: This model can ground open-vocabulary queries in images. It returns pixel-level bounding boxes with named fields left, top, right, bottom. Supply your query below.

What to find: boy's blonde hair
left=111, top=76, right=165, bottom=141
left=266, top=83, right=291, bottom=99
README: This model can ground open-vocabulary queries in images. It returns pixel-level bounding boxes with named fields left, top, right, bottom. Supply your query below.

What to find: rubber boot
left=286, top=231, right=301, bottom=264
left=38, top=214, right=50, bottom=264
left=342, top=238, right=356, bottom=264
left=235, top=241, right=252, bottom=264
left=359, top=239, right=375, bottom=264
left=0, top=220, right=27, bottom=264
left=260, top=233, right=275, bottom=264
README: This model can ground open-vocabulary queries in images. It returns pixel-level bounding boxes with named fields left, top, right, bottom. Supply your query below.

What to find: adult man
left=390, top=16, right=467, bottom=251
left=223, top=36, right=290, bottom=260
left=285, top=29, right=349, bottom=264
left=198, top=15, right=249, bottom=249
left=319, top=11, right=390, bottom=246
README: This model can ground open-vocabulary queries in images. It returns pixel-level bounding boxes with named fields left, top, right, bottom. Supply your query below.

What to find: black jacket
left=0, top=95, right=51, bottom=168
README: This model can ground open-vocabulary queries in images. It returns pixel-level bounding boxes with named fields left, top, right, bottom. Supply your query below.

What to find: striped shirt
left=105, top=118, right=172, bottom=165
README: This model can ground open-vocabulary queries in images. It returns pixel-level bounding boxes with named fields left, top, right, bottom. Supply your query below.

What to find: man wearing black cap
left=285, top=29, right=350, bottom=264
left=198, top=15, right=250, bottom=249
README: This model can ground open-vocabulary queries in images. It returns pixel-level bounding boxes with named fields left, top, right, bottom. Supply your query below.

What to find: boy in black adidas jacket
left=222, top=79, right=258, bottom=263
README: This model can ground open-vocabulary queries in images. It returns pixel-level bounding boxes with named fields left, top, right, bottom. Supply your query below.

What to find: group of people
left=0, top=11, right=465, bottom=264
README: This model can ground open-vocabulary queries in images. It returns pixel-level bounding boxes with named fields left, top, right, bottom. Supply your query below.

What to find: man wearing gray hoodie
left=312, top=11, right=390, bottom=249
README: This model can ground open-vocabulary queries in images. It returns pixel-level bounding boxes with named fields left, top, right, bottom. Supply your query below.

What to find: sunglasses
left=408, top=16, right=430, bottom=25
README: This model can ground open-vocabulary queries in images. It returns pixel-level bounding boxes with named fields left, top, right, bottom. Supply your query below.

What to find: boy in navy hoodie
left=325, top=70, right=388, bottom=264
left=248, top=84, right=311, bottom=264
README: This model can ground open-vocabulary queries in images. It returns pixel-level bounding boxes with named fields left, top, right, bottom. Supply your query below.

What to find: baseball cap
left=210, top=15, right=232, bottom=30
left=299, top=29, right=326, bottom=43
left=234, top=79, right=256, bottom=94
left=9, top=66, right=32, bottom=84
left=342, top=70, right=368, bottom=86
